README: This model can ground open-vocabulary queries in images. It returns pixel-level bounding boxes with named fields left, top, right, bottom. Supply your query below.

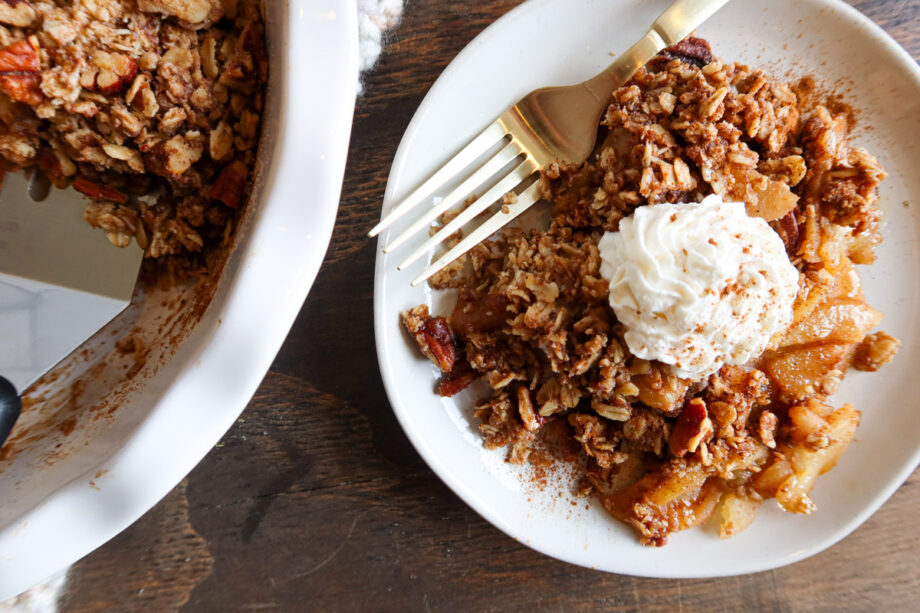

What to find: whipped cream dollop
left=598, top=194, right=799, bottom=380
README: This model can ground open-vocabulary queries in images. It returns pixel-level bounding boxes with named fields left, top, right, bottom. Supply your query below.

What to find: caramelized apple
left=761, top=344, right=852, bottom=399
left=760, top=250, right=882, bottom=399
left=632, top=366, right=690, bottom=415
left=599, top=459, right=723, bottom=546
left=728, top=166, right=798, bottom=222
left=759, top=401, right=860, bottom=514
left=780, top=299, right=882, bottom=347
left=747, top=176, right=799, bottom=221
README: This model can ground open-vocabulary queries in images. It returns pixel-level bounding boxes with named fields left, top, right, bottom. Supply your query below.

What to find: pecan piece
left=73, top=176, right=129, bottom=205
left=91, top=51, right=138, bottom=97
left=0, top=37, right=41, bottom=105
left=418, top=317, right=456, bottom=372
left=207, top=160, right=248, bottom=208
left=669, top=398, right=713, bottom=458
left=657, top=36, right=714, bottom=68
left=438, top=359, right=479, bottom=398
left=0, top=0, right=37, bottom=27
left=0, top=36, right=38, bottom=73
left=403, top=305, right=459, bottom=373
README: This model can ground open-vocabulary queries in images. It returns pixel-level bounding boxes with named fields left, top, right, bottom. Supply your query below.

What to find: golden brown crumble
left=402, top=38, right=900, bottom=545
left=852, top=331, right=900, bottom=372
left=0, top=0, right=266, bottom=278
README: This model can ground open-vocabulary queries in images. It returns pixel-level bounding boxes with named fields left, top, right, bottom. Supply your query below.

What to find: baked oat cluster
left=0, top=0, right=266, bottom=276
left=403, top=39, right=900, bottom=545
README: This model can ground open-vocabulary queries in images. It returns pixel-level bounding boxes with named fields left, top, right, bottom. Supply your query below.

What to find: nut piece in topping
left=669, top=398, right=713, bottom=458
left=73, top=176, right=129, bottom=204
left=402, top=305, right=457, bottom=373
left=208, top=160, right=248, bottom=208
left=0, top=0, right=36, bottom=27
left=137, top=0, right=221, bottom=26
left=655, top=36, right=714, bottom=69
left=0, top=37, right=41, bottom=105
left=851, top=331, right=900, bottom=372
left=91, top=51, right=139, bottom=97
left=438, top=359, right=479, bottom=397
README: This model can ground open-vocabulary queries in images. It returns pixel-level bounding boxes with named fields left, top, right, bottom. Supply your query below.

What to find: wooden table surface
left=58, top=1, right=919, bottom=611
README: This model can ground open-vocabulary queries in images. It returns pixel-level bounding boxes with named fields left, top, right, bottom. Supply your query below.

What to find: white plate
left=374, top=0, right=920, bottom=578
left=0, top=0, right=357, bottom=600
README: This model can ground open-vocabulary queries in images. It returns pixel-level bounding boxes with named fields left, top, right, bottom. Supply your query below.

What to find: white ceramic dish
left=375, top=0, right=920, bottom=578
left=0, top=0, right=358, bottom=600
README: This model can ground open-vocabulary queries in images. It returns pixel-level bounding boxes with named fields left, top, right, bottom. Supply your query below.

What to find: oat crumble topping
left=402, top=38, right=900, bottom=545
left=0, top=0, right=267, bottom=280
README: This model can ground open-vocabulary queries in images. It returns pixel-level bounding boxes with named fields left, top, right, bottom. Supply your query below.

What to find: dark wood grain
left=59, top=1, right=920, bottom=611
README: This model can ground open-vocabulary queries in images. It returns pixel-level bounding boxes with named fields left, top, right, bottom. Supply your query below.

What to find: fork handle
left=583, top=0, right=731, bottom=101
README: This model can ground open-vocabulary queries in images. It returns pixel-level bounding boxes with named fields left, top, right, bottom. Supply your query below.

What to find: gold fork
left=369, top=0, right=730, bottom=286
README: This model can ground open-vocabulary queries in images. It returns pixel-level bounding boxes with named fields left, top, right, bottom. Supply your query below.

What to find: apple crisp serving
left=402, top=38, right=900, bottom=545
left=0, top=0, right=266, bottom=280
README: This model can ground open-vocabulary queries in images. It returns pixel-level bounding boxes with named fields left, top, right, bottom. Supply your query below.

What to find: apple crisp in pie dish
left=402, top=38, right=900, bottom=546
left=0, top=0, right=267, bottom=281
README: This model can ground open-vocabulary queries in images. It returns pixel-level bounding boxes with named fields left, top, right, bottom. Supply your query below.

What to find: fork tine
left=397, top=157, right=539, bottom=270
left=411, top=181, right=542, bottom=287
left=368, top=121, right=507, bottom=237
left=383, top=141, right=522, bottom=253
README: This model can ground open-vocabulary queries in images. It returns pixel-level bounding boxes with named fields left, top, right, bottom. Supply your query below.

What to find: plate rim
left=374, top=0, right=920, bottom=578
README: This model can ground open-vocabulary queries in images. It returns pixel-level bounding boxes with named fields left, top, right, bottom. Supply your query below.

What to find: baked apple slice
left=760, top=256, right=882, bottom=399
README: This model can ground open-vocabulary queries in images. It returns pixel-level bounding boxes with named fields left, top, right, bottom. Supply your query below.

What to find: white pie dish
left=374, top=0, right=920, bottom=578
left=0, top=0, right=358, bottom=600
